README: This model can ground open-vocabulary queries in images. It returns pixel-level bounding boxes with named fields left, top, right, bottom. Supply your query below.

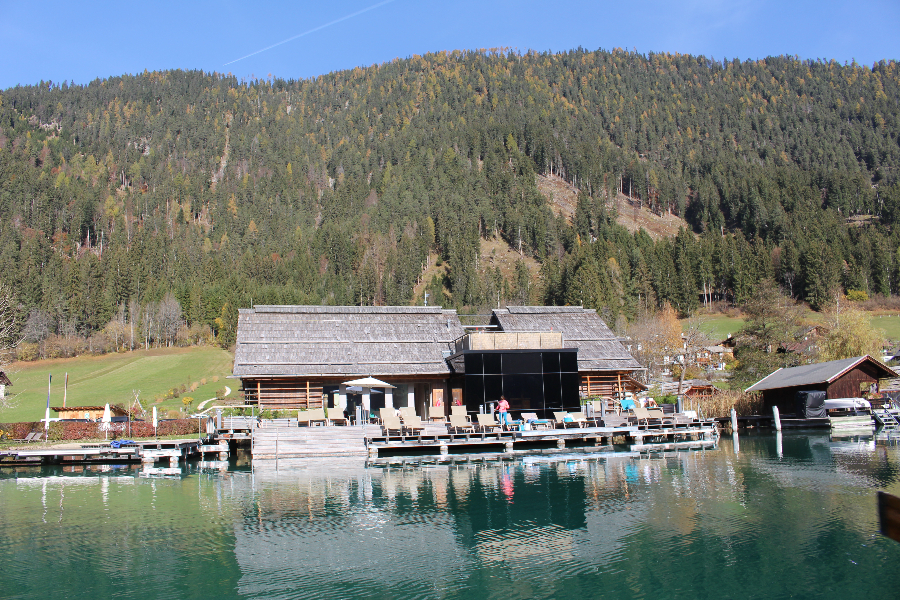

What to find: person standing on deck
left=497, top=395, right=510, bottom=428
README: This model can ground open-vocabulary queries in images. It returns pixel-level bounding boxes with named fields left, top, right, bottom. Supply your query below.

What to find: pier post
left=773, top=406, right=782, bottom=431
left=730, top=408, right=738, bottom=432
left=776, top=430, right=783, bottom=458
left=169, top=455, right=179, bottom=467
left=557, top=438, right=565, bottom=449
left=504, top=442, right=514, bottom=453
left=368, top=445, right=378, bottom=459
left=440, top=444, right=449, bottom=455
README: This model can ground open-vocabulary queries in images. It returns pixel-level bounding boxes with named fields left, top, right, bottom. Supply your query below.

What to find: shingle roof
left=491, top=306, right=642, bottom=372
left=233, top=305, right=465, bottom=377
left=745, top=355, right=895, bottom=392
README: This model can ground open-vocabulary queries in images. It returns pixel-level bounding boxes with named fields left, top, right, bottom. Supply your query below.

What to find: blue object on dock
left=620, top=398, right=635, bottom=410
left=110, top=440, right=135, bottom=448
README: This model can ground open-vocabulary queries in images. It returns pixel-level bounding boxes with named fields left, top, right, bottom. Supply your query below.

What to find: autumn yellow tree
left=817, top=296, right=885, bottom=362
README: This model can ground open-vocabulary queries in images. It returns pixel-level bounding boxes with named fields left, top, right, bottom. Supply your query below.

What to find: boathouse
left=232, top=305, right=643, bottom=417
left=50, top=405, right=129, bottom=421
left=745, top=355, right=896, bottom=415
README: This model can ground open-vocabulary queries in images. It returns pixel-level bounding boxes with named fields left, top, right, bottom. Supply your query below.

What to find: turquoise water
left=2, top=432, right=900, bottom=600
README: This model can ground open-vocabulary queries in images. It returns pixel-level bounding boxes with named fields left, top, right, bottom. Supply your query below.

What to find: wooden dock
left=0, top=439, right=209, bottom=466
left=365, top=423, right=718, bottom=458
left=245, top=420, right=718, bottom=460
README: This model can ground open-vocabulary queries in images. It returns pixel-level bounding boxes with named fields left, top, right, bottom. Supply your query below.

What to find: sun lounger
left=400, top=413, right=426, bottom=433
left=521, top=412, right=552, bottom=429
left=476, top=413, right=502, bottom=433
left=565, top=411, right=591, bottom=428
left=327, top=406, right=348, bottom=426
left=448, top=414, right=475, bottom=434
left=450, top=405, right=469, bottom=420
left=298, top=408, right=327, bottom=426
left=381, top=414, right=405, bottom=437
left=553, top=412, right=570, bottom=428
left=427, top=405, right=446, bottom=423
left=646, top=407, right=674, bottom=425
left=633, top=406, right=670, bottom=427
left=399, top=407, right=418, bottom=421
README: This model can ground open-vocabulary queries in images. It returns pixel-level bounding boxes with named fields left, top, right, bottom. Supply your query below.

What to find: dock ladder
left=873, top=407, right=900, bottom=430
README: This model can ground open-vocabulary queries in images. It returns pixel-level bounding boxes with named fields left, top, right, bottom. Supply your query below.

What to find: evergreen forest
left=1, top=47, right=899, bottom=352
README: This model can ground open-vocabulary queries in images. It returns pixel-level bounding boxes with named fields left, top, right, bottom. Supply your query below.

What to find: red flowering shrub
left=1, top=419, right=201, bottom=441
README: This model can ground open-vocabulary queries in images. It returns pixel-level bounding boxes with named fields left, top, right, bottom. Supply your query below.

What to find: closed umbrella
left=101, top=403, right=112, bottom=440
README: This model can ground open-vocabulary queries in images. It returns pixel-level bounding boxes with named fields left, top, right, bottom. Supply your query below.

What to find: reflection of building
left=233, top=305, right=642, bottom=417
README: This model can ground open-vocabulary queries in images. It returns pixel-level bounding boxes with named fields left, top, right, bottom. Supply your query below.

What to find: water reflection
left=1, top=435, right=900, bottom=600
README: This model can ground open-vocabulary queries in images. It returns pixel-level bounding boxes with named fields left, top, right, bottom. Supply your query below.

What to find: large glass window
left=461, top=350, right=579, bottom=417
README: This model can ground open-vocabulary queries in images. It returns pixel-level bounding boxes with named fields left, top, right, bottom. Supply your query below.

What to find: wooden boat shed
left=232, top=305, right=644, bottom=417
left=745, top=355, right=896, bottom=414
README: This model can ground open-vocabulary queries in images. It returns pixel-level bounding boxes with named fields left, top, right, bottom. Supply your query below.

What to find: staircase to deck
left=251, top=425, right=380, bottom=459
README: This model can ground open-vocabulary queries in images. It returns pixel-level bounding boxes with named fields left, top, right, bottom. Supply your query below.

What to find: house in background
left=0, top=371, right=11, bottom=398
left=51, top=405, right=129, bottom=421
left=232, top=305, right=644, bottom=418
left=745, top=355, right=896, bottom=416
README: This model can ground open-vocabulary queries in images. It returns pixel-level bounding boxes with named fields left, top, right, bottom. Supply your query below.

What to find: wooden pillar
left=257, top=381, right=261, bottom=408
left=339, top=385, right=347, bottom=411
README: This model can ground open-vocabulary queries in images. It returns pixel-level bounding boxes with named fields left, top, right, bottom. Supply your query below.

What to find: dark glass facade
left=459, top=349, right=580, bottom=416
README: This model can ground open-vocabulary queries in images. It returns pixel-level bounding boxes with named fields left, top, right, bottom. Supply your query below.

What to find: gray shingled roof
left=491, top=306, right=642, bottom=372
left=233, top=305, right=465, bottom=377
left=745, top=355, right=895, bottom=392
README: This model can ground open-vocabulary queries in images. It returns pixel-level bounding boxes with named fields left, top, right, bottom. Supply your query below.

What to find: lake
left=1, top=432, right=899, bottom=600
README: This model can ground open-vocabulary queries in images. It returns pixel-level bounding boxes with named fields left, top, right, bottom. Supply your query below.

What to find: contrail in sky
left=224, top=0, right=398, bottom=66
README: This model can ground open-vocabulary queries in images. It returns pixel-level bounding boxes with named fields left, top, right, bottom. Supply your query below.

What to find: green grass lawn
left=684, top=315, right=745, bottom=341
left=0, top=347, right=236, bottom=423
left=871, top=315, right=900, bottom=341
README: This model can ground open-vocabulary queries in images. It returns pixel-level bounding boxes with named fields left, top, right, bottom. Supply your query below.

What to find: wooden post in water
left=730, top=408, right=738, bottom=432
left=773, top=406, right=782, bottom=431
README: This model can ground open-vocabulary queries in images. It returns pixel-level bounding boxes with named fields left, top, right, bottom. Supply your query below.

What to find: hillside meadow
left=0, top=347, right=235, bottom=423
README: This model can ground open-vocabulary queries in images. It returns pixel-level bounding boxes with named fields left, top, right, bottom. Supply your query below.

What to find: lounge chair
left=400, top=413, right=426, bottom=433
left=399, top=407, right=418, bottom=421
left=448, top=414, right=475, bottom=434
left=553, top=412, right=570, bottom=428
left=327, top=406, right=348, bottom=426
left=427, top=405, right=446, bottom=423
left=632, top=406, right=667, bottom=428
left=521, top=412, right=552, bottom=430
left=378, top=407, right=396, bottom=423
left=565, top=411, right=590, bottom=428
left=476, top=413, right=502, bottom=433
left=381, top=414, right=405, bottom=437
left=450, top=405, right=470, bottom=422
left=646, top=407, right=674, bottom=425
left=298, top=408, right=327, bottom=426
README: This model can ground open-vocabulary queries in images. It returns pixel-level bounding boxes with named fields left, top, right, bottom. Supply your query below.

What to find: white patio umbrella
left=341, top=377, right=396, bottom=389
left=100, top=403, right=112, bottom=440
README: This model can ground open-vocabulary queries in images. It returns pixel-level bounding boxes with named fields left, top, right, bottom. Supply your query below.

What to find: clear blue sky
left=1, top=0, right=898, bottom=89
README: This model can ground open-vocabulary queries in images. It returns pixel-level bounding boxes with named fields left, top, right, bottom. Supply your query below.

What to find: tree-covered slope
left=0, top=48, right=899, bottom=347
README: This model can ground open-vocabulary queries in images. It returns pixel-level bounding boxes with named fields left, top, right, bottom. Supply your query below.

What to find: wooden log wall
left=249, top=380, right=325, bottom=410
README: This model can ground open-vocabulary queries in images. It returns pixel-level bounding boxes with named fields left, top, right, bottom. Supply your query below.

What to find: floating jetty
left=0, top=439, right=218, bottom=466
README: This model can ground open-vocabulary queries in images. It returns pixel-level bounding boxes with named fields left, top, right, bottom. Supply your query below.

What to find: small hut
left=51, top=405, right=129, bottom=421
left=745, top=355, right=896, bottom=416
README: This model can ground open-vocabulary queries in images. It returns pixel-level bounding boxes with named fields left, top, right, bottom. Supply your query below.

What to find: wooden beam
left=879, top=491, right=900, bottom=543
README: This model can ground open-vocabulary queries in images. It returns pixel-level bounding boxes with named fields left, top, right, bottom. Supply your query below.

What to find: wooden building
left=233, top=305, right=466, bottom=417
left=489, top=306, right=645, bottom=400
left=51, top=405, right=129, bottom=421
left=232, top=305, right=644, bottom=417
left=745, top=355, right=897, bottom=415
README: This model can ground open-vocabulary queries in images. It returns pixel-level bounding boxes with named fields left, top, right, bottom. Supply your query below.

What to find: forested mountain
left=1, top=48, right=899, bottom=351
